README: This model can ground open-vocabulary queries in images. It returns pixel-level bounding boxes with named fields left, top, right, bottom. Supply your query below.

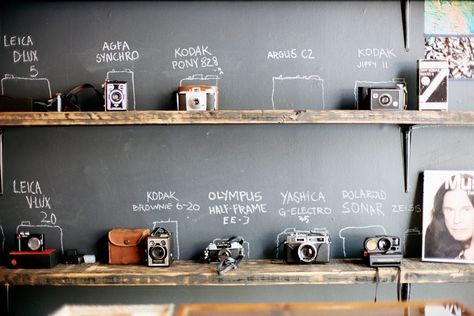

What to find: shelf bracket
left=400, top=125, right=413, bottom=193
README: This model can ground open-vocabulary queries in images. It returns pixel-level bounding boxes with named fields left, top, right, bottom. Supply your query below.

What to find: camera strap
left=216, top=236, right=245, bottom=275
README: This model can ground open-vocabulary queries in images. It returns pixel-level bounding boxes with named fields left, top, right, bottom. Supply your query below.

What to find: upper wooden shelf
left=1, top=110, right=474, bottom=126
left=1, top=259, right=474, bottom=286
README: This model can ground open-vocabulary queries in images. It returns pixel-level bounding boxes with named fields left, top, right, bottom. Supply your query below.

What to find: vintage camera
left=363, top=235, right=402, bottom=267
left=145, top=227, right=173, bottom=267
left=177, top=85, right=218, bottom=111
left=284, top=231, right=330, bottom=264
left=16, top=231, right=44, bottom=252
left=357, top=83, right=406, bottom=110
left=204, top=236, right=244, bottom=263
left=105, top=80, right=127, bottom=111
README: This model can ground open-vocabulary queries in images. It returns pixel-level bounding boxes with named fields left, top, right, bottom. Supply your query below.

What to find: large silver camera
left=105, top=80, right=128, bottom=111
left=145, top=227, right=173, bottom=267
left=363, top=235, right=402, bottom=267
left=177, top=85, right=218, bottom=111
left=357, top=83, right=406, bottom=110
left=284, top=231, right=330, bottom=264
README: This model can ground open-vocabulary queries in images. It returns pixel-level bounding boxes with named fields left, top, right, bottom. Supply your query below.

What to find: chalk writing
left=341, top=189, right=386, bottom=216
left=171, top=45, right=223, bottom=74
left=96, top=41, right=140, bottom=64
left=131, top=191, right=201, bottom=213
left=267, top=48, right=315, bottom=60
left=208, top=190, right=268, bottom=225
left=356, top=47, right=396, bottom=69
left=13, top=180, right=52, bottom=210
left=391, top=204, right=421, bottom=213
left=3, top=34, right=40, bottom=77
left=278, top=190, right=332, bottom=223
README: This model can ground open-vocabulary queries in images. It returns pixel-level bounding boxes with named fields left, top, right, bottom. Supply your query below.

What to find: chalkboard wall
left=1, top=1, right=474, bottom=262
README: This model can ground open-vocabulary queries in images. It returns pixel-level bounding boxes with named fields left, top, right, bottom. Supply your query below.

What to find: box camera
left=204, top=237, right=244, bottom=263
left=284, top=231, right=330, bottom=264
left=363, top=235, right=402, bottom=267
left=16, top=231, right=44, bottom=252
left=145, top=227, right=173, bottom=267
left=177, top=85, right=218, bottom=111
left=357, top=83, right=406, bottom=110
left=105, top=80, right=127, bottom=111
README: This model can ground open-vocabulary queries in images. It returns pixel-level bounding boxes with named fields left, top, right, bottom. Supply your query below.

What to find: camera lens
left=377, top=238, right=391, bottom=251
left=297, top=243, right=318, bottom=263
left=27, top=237, right=42, bottom=251
left=218, top=248, right=232, bottom=261
left=149, top=246, right=167, bottom=260
left=110, top=90, right=123, bottom=103
left=379, top=94, right=392, bottom=106
left=365, top=238, right=378, bottom=252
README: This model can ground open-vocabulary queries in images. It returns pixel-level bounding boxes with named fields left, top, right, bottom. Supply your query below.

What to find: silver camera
left=145, top=227, right=173, bottom=267
left=16, top=231, right=44, bottom=252
left=284, top=231, right=330, bottom=264
left=363, top=235, right=402, bottom=267
left=105, top=80, right=127, bottom=111
left=204, top=237, right=244, bottom=263
left=357, top=83, right=406, bottom=110
left=177, top=85, right=218, bottom=111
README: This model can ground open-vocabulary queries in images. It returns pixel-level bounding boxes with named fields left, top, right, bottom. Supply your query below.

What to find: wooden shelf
left=1, top=110, right=474, bottom=126
left=1, top=259, right=474, bottom=287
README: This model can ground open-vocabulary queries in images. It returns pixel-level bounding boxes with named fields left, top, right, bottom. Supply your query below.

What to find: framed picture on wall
left=422, top=170, right=474, bottom=264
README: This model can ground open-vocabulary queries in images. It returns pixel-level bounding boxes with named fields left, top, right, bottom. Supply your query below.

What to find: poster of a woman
left=423, top=171, right=474, bottom=263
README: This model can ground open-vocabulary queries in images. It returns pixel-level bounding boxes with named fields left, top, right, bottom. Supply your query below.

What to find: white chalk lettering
left=3, top=35, right=34, bottom=47
left=13, top=180, right=42, bottom=195
left=281, top=191, right=326, bottom=205
left=341, top=202, right=385, bottom=216
left=341, top=189, right=387, bottom=200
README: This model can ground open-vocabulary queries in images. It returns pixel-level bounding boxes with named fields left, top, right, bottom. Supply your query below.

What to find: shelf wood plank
left=2, top=110, right=474, bottom=126
left=1, top=259, right=474, bottom=287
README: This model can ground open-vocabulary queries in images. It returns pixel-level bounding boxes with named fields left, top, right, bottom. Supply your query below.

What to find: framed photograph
left=422, top=170, right=474, bottom=263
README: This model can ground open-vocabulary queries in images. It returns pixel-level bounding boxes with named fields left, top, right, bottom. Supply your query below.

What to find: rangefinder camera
left=105, top=80, right=128, bottom=111
left=284, top=231, right=330, bottom=264
left=16, top=231, right=45, bottom=252
left=145, top=229, right=173, bottom=267
left=358, top=83, right=406, bottom=110
left=204, top=237, right=244, bottom=262
left=177, top=85, right=218, bottom=111
left=363, top=235, right=402, bottom=267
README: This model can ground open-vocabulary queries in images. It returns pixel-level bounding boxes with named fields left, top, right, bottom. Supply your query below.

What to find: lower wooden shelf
left=1, top=258, right=474, bottom=287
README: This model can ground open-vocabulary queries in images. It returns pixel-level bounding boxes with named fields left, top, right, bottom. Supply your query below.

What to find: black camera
left=16, top=232, right=44, bottom=252
left=284, top=231, right=330, bottom=264
left=105, top=80, right=127, bottom=111
left=145, top=227, right=173, bottom=267
left=363, top=235, right=402, bottom=267
left=357, top=83, right=406, bottom=110
left=204, top=236, right=244, bottom=263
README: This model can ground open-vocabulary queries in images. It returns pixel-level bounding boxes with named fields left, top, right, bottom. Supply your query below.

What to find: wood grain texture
left=1, top=259, right=474, bottom=287
left=2, top=110, right=474, bottom=126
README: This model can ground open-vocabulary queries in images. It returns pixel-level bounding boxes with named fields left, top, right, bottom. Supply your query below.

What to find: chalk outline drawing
left=106, top=69, right=136, bottom=110
left=354, top=78, right=406, bottom=109
left=271, top=75, right=326, bottom=110
left=152, top=219, right=180, bottom=260
left=179, top=74, right=220, bottom=87
left=338, top=225, right=387, bottom=258
left=210, top=236, right=250, bottom=260
left=1, top=74, right=52, bottom=99
left=16, top=221, right=64, bottom=254
left=275, top=227, right=328, bottom=259
left=0, top=225, right=5, bottom=256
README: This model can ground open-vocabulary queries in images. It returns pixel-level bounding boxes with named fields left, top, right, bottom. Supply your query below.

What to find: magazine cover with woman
left=423, top=170, right=474, bottom=264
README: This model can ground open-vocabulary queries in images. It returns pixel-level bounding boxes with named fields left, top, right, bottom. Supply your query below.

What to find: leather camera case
left=108, top=228, right=150, bottom=265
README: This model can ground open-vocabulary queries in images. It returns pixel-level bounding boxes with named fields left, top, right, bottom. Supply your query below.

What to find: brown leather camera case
left=108, top=228, right=150, bottom=265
